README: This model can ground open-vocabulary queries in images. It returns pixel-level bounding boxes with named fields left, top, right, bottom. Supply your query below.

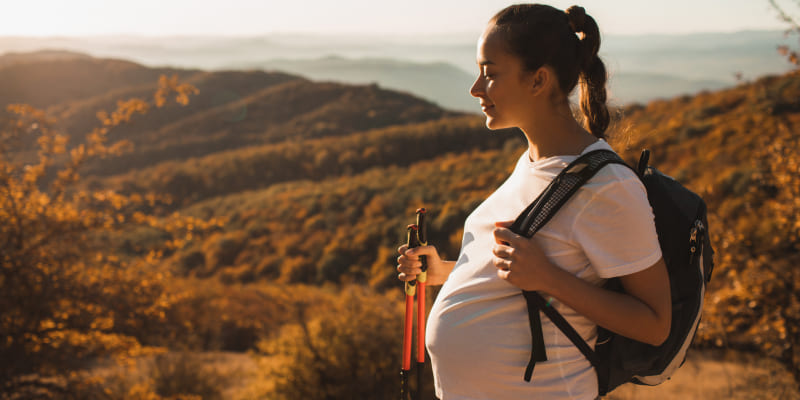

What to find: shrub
left=150, top=353, right=228, bottom=400
left=0, top=76, right=216, bottom=397
left=259, top=286, right=435, bottom=400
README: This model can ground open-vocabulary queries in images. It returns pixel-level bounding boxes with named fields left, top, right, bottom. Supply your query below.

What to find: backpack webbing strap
left=512, top=149, right=628, bottom=381
left=523, top=293, right=548, bottom=381
left=526, top=291, right=601, bottom=368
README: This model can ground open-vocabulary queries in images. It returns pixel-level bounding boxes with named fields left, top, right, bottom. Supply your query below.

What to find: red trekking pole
left=415, top=208, right=428, bottom=399
left=400, top=208, right=429, bottom=400
left=401, top=224, right=420, bottom=400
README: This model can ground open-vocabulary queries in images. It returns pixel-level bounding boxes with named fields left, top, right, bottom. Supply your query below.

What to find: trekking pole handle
left=405, top=224, right=420, bottom=296
left=415, top=208, right=428, bottom=282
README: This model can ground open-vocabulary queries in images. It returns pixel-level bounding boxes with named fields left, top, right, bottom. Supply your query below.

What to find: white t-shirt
left=426, top=140, right=662, bottom=400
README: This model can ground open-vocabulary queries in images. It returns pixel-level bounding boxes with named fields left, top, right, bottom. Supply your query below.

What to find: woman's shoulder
left=586, top=162, right=641, bottom=188
left=566, top=143, right=650, bottom=217
left=578, top=165, right=646, bottom=212
left=579, top=142, right=643, bottom=192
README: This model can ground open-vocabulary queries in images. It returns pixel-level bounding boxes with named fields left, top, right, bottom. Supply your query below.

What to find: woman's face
left=470, top=25, right=536, bottom=130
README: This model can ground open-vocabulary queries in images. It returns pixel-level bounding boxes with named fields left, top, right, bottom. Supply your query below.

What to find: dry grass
left=87, top=348, right=798, bottom=399
left=86, top=351, right=263, bottom=399
left=607, top=349, right=800, bottom=399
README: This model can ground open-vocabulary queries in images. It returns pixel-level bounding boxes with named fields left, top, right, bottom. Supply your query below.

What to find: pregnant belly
left=426, top=292, right=532, bottom=382
left=425, top=289, right=598, bottom=399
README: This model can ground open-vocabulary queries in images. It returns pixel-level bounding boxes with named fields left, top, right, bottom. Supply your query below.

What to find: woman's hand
left=491, top=220, right=560, bottom=291
left=397, top=244, right=453, bottom=287
left=493, top=220, right=672, bottom=346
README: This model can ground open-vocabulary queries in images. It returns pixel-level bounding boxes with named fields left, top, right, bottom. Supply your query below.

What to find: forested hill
left=122, top=71, right=800, bottom=292
left=0, top=51, right=464, bottom=176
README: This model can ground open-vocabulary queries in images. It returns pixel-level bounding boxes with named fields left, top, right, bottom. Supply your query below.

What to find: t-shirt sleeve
left=571, top=175, right=662, bottom=278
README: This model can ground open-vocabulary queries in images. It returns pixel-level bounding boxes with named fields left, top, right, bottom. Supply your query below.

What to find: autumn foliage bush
left=258, top=286, right=436, bottom=400
left=0, top=76, right=224, bottom=398
left=148, top=352, right=230, bottom=400
left=696, top=104, right=800, bottom=380
left=153, top=279, right=309, bottom=352
left=770, top=0, right=800, bottom=72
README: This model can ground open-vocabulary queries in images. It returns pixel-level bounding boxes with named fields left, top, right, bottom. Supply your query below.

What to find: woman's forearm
left=544, top=259, right=671, bottom=346
left=427, top=260, right=456, bottom=286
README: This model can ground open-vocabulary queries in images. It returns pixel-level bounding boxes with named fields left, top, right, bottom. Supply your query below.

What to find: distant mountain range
left=0, top=31, right=794, bottom=111
left=236, top=56, right=479, bottom=112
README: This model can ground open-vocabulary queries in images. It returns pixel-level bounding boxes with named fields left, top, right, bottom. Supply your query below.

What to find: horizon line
left=0, top=28, right=793, bottom=41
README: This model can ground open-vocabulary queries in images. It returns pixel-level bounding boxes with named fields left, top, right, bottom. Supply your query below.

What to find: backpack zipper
left=689, top=220, right=705, bottom=266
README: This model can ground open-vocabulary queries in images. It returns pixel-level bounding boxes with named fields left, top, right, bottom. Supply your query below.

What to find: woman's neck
left=520, top=103, right=599, bottom=162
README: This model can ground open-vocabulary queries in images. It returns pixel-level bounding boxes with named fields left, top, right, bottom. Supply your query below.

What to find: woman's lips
left=481, top=104, right=495, bottom=113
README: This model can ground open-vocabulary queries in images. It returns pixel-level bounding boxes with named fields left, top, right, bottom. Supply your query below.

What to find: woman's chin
left=484, top=116, right=508, bottom=131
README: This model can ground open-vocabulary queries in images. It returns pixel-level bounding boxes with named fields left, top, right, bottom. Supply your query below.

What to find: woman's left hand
left=492, top=220, right=559, bottom=291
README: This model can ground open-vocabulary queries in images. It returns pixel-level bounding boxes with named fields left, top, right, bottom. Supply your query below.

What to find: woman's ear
left=528, top=67, right=552, bottom=96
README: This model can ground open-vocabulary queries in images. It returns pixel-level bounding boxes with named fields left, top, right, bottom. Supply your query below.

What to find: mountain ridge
left=2, top=30, right=793, bottom=108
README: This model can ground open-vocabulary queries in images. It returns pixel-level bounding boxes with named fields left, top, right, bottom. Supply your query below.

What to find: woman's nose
left=470, top=75, right=485, bottom=98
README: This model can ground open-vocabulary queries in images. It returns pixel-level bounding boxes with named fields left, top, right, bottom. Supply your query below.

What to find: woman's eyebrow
left=477, top=59, right=495, bottom=66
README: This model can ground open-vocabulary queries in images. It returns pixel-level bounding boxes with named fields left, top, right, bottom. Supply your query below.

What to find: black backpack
left=510, top=149, right=714, bottom=396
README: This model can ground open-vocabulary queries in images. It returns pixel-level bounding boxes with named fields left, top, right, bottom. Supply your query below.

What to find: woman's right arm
left=397, top=244, right=455, bottom=286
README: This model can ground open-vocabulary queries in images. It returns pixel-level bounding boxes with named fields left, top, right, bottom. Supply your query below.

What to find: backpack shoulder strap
left=512, top=148, right=629, bottom=381
left=510, top=149, right=630, bottom=238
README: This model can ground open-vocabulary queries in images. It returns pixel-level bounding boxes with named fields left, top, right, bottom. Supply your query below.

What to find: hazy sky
left=2, top=0, right=794, bottom=37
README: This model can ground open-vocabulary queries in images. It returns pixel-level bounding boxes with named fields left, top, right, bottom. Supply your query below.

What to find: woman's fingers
left=493, top=220, right=520, bottom=245
left=397, top=244, right=421, bottom=281
left=397, top=262, right=422, bottom=281
left=396, top=248, right=422, bottom=268
left=496, top=267, right=511, bottom=281
left=402, top=245, right=437, bottom=259
left=493, top=242, right=514, bottom=274
left=396, top=256, right=422, bottom=270
left=397, top=244, right=442, bottom=281
left=492, top=255, right=512, bottom=271
left=492, top=238, right=514, bottom=281
left=492, top=243, right=514, bottom=259
left=493, top=229, right=524, bottom=249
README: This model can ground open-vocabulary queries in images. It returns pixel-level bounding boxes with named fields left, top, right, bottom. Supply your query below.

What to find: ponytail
left=566, top=6, right=609, bottom=139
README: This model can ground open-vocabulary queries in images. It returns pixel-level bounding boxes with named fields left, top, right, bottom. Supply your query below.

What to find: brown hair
left=490, top=4, right=609, bottom=138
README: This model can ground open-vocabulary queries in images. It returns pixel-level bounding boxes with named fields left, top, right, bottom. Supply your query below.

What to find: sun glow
left=0, top=0, right=788, bottom=37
